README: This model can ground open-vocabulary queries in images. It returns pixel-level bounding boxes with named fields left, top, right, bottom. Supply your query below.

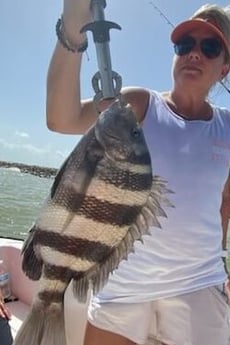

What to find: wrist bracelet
left=56, top=16, right=88, bottom=53
left=222, top=249, right=228, bottom=258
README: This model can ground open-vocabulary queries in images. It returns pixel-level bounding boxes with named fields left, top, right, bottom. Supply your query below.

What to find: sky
left=1, top=0, right=230, bottom=168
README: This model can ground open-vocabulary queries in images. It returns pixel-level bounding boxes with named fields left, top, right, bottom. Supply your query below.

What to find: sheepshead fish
left=14, top=100, right=172, bottom=345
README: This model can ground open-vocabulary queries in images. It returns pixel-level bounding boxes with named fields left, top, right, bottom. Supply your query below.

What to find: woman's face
left=172, top=27, right=230, bottom=92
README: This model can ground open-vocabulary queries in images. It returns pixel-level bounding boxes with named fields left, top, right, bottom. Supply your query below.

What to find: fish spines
left=72, top=276, right=90, bottom=303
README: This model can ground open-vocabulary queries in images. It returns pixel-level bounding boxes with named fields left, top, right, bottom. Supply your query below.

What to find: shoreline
left=0, top=160, right=57, bottom=178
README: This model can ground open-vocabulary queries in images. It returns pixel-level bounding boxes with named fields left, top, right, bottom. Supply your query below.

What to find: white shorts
left=88, top=285, right=230, bottom=345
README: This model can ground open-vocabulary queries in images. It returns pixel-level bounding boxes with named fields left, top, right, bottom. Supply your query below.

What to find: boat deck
left=0, top=237, right=162, bottom=345
left=8, top=300, right=30, bottom=338
left=2, top=237, right=230, bottom=345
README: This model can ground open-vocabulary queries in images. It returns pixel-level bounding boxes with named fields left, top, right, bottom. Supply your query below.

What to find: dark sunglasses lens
left=174, top=36, right=195, bottom=56
left=201, top=38, right=222, bottom=58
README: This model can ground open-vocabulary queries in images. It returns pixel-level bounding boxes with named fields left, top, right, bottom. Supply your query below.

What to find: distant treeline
left=0, top=160, right=57, bottom=178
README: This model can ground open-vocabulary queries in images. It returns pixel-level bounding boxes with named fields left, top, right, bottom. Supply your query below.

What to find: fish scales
left=34, top=230, right=113, bottom=263
left=14, top=100, right=172, bottom=345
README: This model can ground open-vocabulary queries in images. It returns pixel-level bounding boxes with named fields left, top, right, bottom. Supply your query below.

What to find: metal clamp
left=81, top=0, right=122, bottom=106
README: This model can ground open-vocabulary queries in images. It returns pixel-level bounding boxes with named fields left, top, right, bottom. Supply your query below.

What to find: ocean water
left=0, top=167, right=53, bottom=239
left=1, top=166, right=230, bottom=268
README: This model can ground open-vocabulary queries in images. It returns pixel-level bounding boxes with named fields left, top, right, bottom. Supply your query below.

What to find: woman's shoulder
left=121, top=87, right=163, bottom=122
left=209, top=103, right=230, bottom=133
left=212, top=103, right=230, bottom=121
left=120, top=86, right=149, bottom=123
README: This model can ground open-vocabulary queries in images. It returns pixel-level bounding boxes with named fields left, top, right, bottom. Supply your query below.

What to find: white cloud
left=15, top=131, right=30, bottom=139
left=0, top=138, right=69, bottom=168
left=21, top=143, right=48, bottom=154
left=55, top=150, right=70, bottom=158
left=0, top=139, right=16, bottom=149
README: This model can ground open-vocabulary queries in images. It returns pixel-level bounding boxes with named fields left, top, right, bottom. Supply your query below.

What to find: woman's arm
left=46, top=0, right=149, bottom=135
left=220, top=173, right=230, bottom=276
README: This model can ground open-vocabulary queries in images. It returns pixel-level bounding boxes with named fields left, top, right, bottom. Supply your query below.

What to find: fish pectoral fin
left=22, top=225, right=43, bottom=280
left=85, top=143, right=104, bottom=164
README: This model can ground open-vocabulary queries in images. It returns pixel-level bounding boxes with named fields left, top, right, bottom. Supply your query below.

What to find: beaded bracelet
left=56, top=16, right=88, bottom=53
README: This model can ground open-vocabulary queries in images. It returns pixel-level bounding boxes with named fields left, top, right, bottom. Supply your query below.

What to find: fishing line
left=220, top=80, right=230, bottom=94
left=148, top=1, right=230, bottom=94
left=149, top=1, right=175, bottom=28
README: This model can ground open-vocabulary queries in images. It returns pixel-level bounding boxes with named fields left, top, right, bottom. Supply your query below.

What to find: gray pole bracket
left=81, top=0, right=122, bottom=105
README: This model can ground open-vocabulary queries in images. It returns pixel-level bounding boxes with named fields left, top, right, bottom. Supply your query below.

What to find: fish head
left=95, top=100, right=151, bottom=164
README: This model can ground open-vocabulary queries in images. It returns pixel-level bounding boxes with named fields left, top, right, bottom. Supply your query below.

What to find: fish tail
left=40, top=303, right=66, bottom=345
left=13, top=302, right=66, bottom=345
left=13, top=306, right=45, bottom=345
left=15, top=264, right=71, bottom=344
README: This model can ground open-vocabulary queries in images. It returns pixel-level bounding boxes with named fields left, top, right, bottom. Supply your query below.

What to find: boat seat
left=0, top=238, right=37, bottom=339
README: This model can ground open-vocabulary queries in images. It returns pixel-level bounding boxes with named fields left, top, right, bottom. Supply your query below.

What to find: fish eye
left=131, top=127, right=141, bottom=139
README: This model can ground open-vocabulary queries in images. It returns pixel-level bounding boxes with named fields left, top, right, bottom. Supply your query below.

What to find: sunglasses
left=174, top=35, right=223, bottom=59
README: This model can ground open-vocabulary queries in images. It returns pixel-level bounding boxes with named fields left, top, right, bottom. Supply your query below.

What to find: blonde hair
left=192, top=4, right=230, bottom=63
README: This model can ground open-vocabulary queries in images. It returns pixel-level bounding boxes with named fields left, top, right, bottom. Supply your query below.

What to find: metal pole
left=81, top=0, right=122, bottom=100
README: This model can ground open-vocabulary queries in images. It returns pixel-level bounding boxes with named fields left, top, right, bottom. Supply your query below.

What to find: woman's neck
left=162, top=90, right=213, bottom=121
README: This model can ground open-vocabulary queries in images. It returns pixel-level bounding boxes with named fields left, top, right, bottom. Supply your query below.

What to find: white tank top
left=94, top=90, right=230, bottom=303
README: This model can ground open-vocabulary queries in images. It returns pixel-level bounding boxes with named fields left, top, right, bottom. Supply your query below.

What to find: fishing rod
left=81, top=0, right=122, bottom=105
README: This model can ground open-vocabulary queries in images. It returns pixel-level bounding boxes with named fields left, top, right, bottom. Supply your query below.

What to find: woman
left=0, top=288, right=13, bottom=345
left=46, top=2, right=230, bottom=345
